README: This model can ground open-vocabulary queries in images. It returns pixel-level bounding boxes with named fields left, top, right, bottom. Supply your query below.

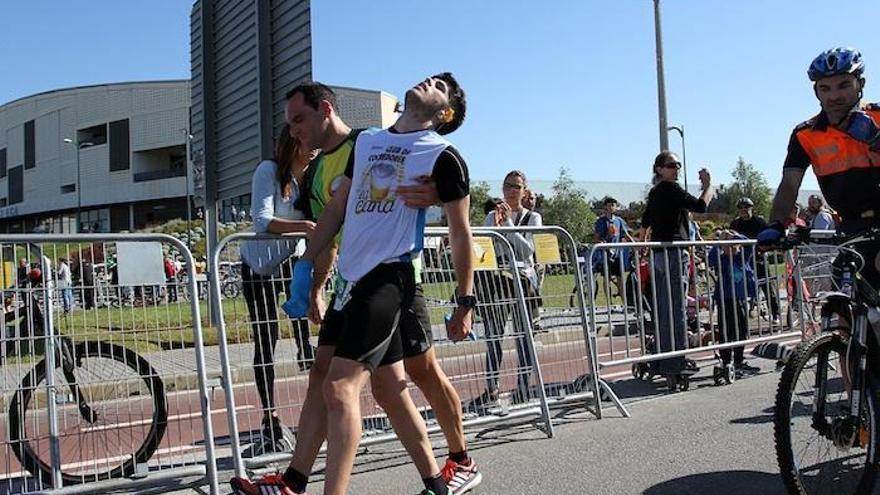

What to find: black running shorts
left=317, top=262, right=430, bottom=370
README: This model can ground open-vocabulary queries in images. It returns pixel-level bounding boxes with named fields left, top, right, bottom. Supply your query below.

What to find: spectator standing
left=17, top=258, right=29, bottom=287
left=522, top=188, right=539, bottom=212
left=474, top=170, right=542, bottom=405
left=238, top=123, right=316, bottom=452
left=57, top=258, right=73, bottom=314
left=640, top=151, right=713, bottom=387
left=787, top=203, right=809, bottom=229
left=77, top=257, right=96, bottom=310
left=730, top=197, right=781, bottom=325
left=708, top=231, right=760, bottom=378
left=592, top=196, right=634, bottom=295
left=164, top=255, right=179, bottom=302
left=807, top=194, right=836, bottom=230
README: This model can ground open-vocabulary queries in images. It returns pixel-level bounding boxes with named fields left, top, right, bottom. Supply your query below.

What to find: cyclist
left=758, top=47, right=880, bottom=294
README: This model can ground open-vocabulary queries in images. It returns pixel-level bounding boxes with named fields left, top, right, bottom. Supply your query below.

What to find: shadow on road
left=729, top=406, right=776, bottom=425
left=643, top=470, right=784, bottom=495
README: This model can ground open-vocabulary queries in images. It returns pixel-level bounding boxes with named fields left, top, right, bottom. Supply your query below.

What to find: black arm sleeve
left=783, top=131, right=811, bottom=170
left=430, top=146, right=470, bottom=203
left=668, top=181, right=707, bottom=213
left=641, top=193, right=653, bottom=228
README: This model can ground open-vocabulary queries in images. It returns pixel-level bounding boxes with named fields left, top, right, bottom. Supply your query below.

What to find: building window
left=61, top=184, right=76, bottom=194
left=24, top=120, right=35, bottom=169
left=0, top=198, right=6, bottom=207
left=0, top=148, right=6, bottom=178
left=8, top=166, right=23, bottom=205
left=220, top=194, right=251, bottom=223
left=77, top=124, right=108, bottom=146
left=79, top=208, right=110, bottom=233
left=109, top=119, right=130, bottom=171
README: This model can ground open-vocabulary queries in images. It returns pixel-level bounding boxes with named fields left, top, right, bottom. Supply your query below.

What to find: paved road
left=153, top=358, right=792, bottom=495
left=0, top=310, right=802, bottom=494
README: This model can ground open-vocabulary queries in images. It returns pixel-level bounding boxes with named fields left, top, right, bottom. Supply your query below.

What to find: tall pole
left=668, top=125, right=687, bottom=191
left=654, top=0, right=670, bottom=151
left=182, top=128, right=193, bottom=252
left=75, top=145, right=82, bottom=233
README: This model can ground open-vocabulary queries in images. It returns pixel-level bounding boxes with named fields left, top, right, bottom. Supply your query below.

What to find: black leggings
left=717, top=299, right=749, bottom=365
left=241, top=260, right=314, bottom=415
left=474, top=271, right=538, bottom=394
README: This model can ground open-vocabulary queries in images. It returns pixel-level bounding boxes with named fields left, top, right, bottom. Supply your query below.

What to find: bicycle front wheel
left=8, top=341, right=167, bottom=486
left=774, top=331, right=879, bottom=495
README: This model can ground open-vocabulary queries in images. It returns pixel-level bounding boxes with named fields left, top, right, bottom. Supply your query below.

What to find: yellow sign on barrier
left=473, top=237, right=498, bottom=270
left=1, top=261, right=13, bottom=289
left=534, top=234, right=561, bottom=264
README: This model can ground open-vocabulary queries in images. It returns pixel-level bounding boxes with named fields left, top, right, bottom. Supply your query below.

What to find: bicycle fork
left=817, top=307, right=871, bottom=451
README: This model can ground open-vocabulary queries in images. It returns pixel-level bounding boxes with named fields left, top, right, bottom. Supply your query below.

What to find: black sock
left=448, top=450, right=469, bottom=464
left=423, top=473, right=448, bottom=495
left=282, top=467, right=309, bottom=493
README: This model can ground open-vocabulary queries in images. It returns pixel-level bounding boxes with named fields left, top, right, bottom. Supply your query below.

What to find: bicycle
left=218, top=261, right=243, bottom=299
left=3, top=281, right=168, bottom=487
left=771, top=227, right=880, bottom=494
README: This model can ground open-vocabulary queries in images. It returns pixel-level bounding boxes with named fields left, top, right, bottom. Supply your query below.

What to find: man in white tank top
left=285, top=74, right=474, bottom=495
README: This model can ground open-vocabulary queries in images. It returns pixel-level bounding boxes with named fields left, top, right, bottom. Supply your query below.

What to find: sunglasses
left=662, top=161, right=682, bottom=170
left=503, top=182, right=524, bottom=191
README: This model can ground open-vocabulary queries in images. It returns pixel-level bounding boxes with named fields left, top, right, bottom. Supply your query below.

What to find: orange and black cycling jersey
left=783, top=103, right=880, bottom=221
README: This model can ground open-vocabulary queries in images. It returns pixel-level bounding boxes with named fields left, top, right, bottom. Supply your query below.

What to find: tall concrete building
left=190, top=0, right=397, bottom=225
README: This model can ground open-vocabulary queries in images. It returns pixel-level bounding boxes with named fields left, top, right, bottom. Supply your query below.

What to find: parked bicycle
left=771, top=227, right=880, bottom=495
left=3, top=265, right=167, bottom=487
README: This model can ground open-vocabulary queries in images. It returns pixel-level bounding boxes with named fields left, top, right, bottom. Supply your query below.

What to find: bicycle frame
left=808, top=241, right=877, bottom=449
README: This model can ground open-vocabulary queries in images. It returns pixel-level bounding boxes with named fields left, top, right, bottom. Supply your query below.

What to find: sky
left=2, top=0, right=879, bottom=194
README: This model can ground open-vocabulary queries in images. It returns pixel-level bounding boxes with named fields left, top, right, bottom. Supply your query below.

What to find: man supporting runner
left=232, top=77, right=479, bottom=495
left=759, top=47, right=880, bottom=297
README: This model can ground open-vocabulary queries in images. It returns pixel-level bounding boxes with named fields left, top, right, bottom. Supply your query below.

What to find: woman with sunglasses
left=640, top=151, right=713, bottom=390
left=472, top=170, right=543, bottom=406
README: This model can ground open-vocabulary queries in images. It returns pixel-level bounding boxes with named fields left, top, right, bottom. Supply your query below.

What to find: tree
left=468, top=181, right=492, bottom=225
left=541, top=167, right=596, bottom=243
left=711, top=157, right=772, bottom=219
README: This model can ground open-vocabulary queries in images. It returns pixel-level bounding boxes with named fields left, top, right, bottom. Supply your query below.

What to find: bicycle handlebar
left=770, top=227, right=880, bottom=251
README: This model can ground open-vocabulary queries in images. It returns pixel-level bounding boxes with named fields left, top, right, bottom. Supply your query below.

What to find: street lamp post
left=654, top=0, right=670, bottom=151
left=667, top=125, right=687, bottom=191
left=62, top=138, right=93, bottom=233
left=181, top=129, right=194, bottom=251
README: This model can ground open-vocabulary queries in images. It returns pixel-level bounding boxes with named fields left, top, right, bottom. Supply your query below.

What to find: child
left=708, top=231, right=760, bottom=378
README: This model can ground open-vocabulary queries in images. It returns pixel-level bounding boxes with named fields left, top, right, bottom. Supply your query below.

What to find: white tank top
left=337, top=127, right=449, bottom=282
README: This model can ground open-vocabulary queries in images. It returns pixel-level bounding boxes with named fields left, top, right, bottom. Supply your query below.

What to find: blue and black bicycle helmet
left=808, top=47, right=865, bottom=81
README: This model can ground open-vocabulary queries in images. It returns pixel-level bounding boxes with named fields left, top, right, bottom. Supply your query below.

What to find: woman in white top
left=239, top=124, right=315, bottom=448
left=474, top=170, right=543, bottom=405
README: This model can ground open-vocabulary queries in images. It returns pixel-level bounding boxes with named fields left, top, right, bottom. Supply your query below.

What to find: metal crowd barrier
left=472, top=226, right=615, bottom=418
left=785, top=231, right=839, bottom=333
left=586, top=237, right=806, bottom=409
left=0, top=234, right=218, bottom=495
left=212, top=229, right=555, bottom=479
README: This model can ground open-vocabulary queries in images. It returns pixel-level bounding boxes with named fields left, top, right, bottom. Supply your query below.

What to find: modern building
left=0, top=81, right=191, bottom=233
left=0, top=79, right=397, bottom=234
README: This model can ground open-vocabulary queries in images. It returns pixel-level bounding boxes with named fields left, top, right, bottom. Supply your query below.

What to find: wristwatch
left=455, top=294, right=478, bottom=309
